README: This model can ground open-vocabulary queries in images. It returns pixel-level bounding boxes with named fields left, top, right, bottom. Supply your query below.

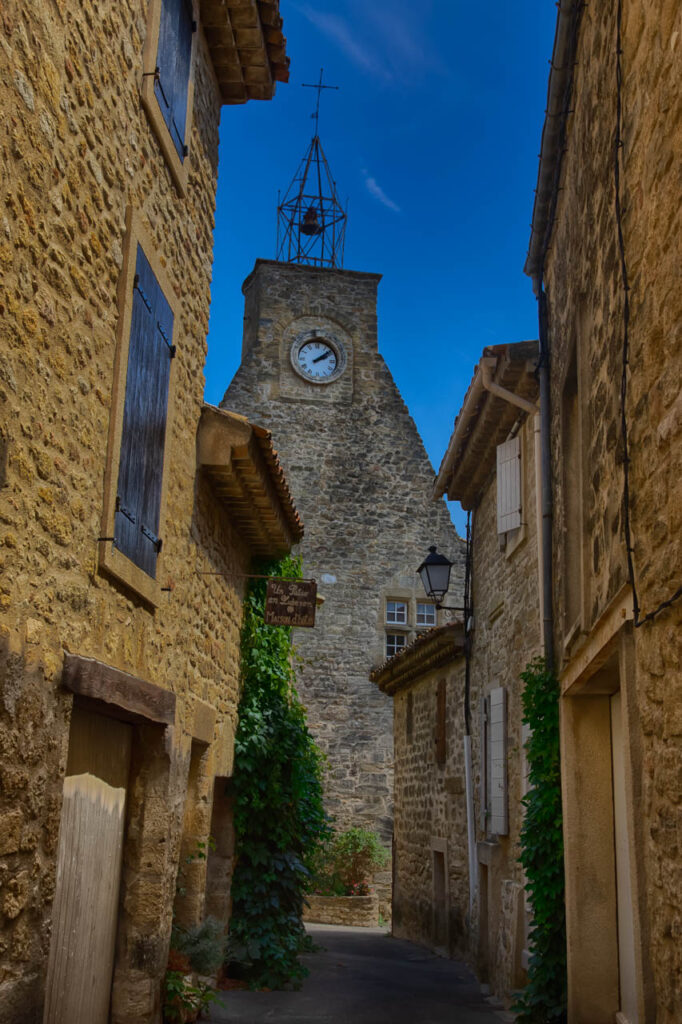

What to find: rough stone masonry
left=222, top=259, right=464, bottom=903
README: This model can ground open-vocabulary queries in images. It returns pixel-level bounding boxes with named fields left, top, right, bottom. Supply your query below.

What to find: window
left=497, top=435, right=522, bottom=533
left=99, top=209, right=178, bottom=607
left=386, top=600, right=408, bottom=625
left=417, top=602, right=436, bottom=627
left=114, top=245, right=174, bottom=576
left=386, top=633, right=407, bottom=658
left=141, top=0, right=197, bottom=193
left=155, top=0, right=194, bottom=159
left=480, top=687, right=508, bottom=836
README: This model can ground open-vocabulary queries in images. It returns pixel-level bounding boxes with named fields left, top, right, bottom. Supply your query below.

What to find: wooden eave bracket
left=437, top=345, right=539, bottom=508
left=200, top=0, right=289, bottom=105
left=197, top=404, right=302, bottom=557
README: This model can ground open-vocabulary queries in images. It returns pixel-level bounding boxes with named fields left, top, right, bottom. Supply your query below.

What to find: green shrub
left=172, top=916, right=226, bottom=976
left=512, top=657, right=566, bottom=1023
left=310, top=827, right=388, bottom=896
left=227, top=556, right=330, bottom=990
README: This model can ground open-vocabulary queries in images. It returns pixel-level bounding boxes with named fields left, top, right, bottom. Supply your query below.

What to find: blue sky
left=204, top=1, right=557, bottom=536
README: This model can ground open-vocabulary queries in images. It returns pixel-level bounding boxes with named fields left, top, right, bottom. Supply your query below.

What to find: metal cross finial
left=302, top=68, right=339, bottom=134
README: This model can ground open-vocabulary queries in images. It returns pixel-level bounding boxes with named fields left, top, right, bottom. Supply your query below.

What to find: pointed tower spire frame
left=276, top=69, right=347, bottom=269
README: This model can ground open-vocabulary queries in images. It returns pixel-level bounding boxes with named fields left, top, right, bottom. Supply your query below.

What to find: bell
left=300, top=205, right=322, bottom=235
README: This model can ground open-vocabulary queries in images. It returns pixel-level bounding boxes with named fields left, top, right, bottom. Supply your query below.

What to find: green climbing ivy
left=227, top=555, right=330, bottom=990
left=513, top=657, right=566, bottom=1023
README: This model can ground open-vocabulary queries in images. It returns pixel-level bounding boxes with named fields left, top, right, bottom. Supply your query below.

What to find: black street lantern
left=417, top=546, right=454, bottom=604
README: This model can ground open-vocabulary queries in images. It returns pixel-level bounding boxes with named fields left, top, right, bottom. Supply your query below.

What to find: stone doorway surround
left=58, top=653, right=179, bottom=1024
left=559, top=587, right=654, bottom=1024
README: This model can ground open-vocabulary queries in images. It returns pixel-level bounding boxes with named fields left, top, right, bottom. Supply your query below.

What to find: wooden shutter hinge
left=133, top=275, right=153, bottom=313
left=141, top=523, right=163, bottom=554
left=156, top=321, right=176, bottom=357
left=116, top=495, right=137, bottom=525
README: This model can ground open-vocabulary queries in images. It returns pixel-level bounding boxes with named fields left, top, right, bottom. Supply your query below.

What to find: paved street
left=209, top=925, right=511, bottom=1024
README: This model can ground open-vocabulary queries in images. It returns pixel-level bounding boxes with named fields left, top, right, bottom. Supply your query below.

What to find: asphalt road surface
left=209, top=924, right=512, bottom=1024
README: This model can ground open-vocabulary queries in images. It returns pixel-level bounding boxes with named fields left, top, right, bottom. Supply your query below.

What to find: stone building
left=0, top=2, right=293, bottom=1022
left=221, top=259, right=464, bottom=870
left=434, top=342, right=541, bottom=1004
left=524, top=2, right=682, bottom=1021
left=376, top=342, right=541, bottom=1006
left=371, top=624, right=468, bottom=957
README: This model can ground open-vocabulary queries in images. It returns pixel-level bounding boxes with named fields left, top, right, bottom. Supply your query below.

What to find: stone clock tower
left=221, top=98, right=463, bottom=898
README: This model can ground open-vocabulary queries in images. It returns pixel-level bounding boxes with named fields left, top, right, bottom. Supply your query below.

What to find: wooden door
left=43, top=773, right=126, bottom=1024
left=611, top=691, right=638, bottom=1023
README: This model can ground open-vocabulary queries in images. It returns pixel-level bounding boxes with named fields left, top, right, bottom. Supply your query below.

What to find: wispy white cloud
left=352, top=0, right=449, bottom=79
left=294, top=5, right=392, bottom=81
left=362, top=169, right=401, bottom=213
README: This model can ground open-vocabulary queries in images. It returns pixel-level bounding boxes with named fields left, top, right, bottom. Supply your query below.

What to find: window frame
left=99, top=207, right=179, bottom=608
left=416, top=601, right=436, bottom=627
left=385, top=599, right=408, bottom=626
left=386, top=633, right=407, bottom=659
left=141, top=0, right=199, bottom=196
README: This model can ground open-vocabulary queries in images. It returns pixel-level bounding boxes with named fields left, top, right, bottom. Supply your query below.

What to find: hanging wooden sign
left=264, top=579, right=317, bottom=628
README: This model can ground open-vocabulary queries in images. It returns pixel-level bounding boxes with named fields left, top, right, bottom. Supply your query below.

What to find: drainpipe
left=462, top=510, right=477, bottom=919
left=480, top=358, right=539, bottom=417
left=534, top=277, right=554, bottom=669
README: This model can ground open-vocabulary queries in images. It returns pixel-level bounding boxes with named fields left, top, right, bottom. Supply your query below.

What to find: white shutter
left=488, top=687, right=508, bottom=835
left=497, top=436, right=522, bottom=533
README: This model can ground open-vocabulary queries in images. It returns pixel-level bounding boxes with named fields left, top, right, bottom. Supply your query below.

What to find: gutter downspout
left=534, top=278, right=554, bottom=669
left=462, top=510, right=477, bottom=919
left=480, top=358, right=539, bottom=417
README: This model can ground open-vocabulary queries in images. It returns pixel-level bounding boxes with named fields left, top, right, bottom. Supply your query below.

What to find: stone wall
left=542, top=1, right=682, bottom=1019
left=303, top=895, right=379, bottom=928
left=468, top=411, right=541, bottom=1002
left=390, top=659, right=469, bottom=958
left=0, top=3, right=250, bottom=1021
left=222, top=260, right=465, bottom=902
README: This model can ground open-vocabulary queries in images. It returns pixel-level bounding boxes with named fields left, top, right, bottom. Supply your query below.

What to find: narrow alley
left=209, top=925, right=510, bottom=1024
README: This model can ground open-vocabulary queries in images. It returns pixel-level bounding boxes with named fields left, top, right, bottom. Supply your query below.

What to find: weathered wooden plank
left=43, top=774, right=126, bottom=1024
left=62, top=653, right=175, bottom=726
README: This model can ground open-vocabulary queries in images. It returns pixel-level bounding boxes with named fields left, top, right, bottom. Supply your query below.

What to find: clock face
left=291, top=335, right=346, bottom=384
left=297, top=340, right=338, bottom=379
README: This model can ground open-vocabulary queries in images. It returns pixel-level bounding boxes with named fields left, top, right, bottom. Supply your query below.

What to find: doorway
left=43, top=706, right=132, bottom=1024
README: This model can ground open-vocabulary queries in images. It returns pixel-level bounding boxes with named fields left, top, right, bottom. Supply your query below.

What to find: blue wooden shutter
left=114, top=245, right=174, bottom=578
left=155, top=0, right=193, bottom=160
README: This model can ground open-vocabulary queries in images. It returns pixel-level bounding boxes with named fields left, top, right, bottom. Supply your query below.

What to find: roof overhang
left=524, top=1, right=583, bottom=279
left=370, top=623, right=465, bottom=696
left=197, top=404, right=303, bottom=557
left=434, top=342, right=539, bottom=509
left=200, top=0, right=289, bottom=105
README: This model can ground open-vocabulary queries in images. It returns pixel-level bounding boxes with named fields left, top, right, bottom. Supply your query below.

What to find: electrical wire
left=615, top=0, right=681, bottom=628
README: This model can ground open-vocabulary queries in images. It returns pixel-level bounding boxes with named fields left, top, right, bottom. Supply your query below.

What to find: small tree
left=227, top=556, right=330, bottom=990
left=310, top=828, right=388, bottom=897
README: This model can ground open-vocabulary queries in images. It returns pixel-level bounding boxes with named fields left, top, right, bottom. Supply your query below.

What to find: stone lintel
left=560, top=585, right=634, bottom=696
left=62, top=653, right=176, bottom=726
left=192, top=698, right=217, bottom=745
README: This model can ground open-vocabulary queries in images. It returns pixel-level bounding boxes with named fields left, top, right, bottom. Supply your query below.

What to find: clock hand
left=312, top=349, right=333, bottom=363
